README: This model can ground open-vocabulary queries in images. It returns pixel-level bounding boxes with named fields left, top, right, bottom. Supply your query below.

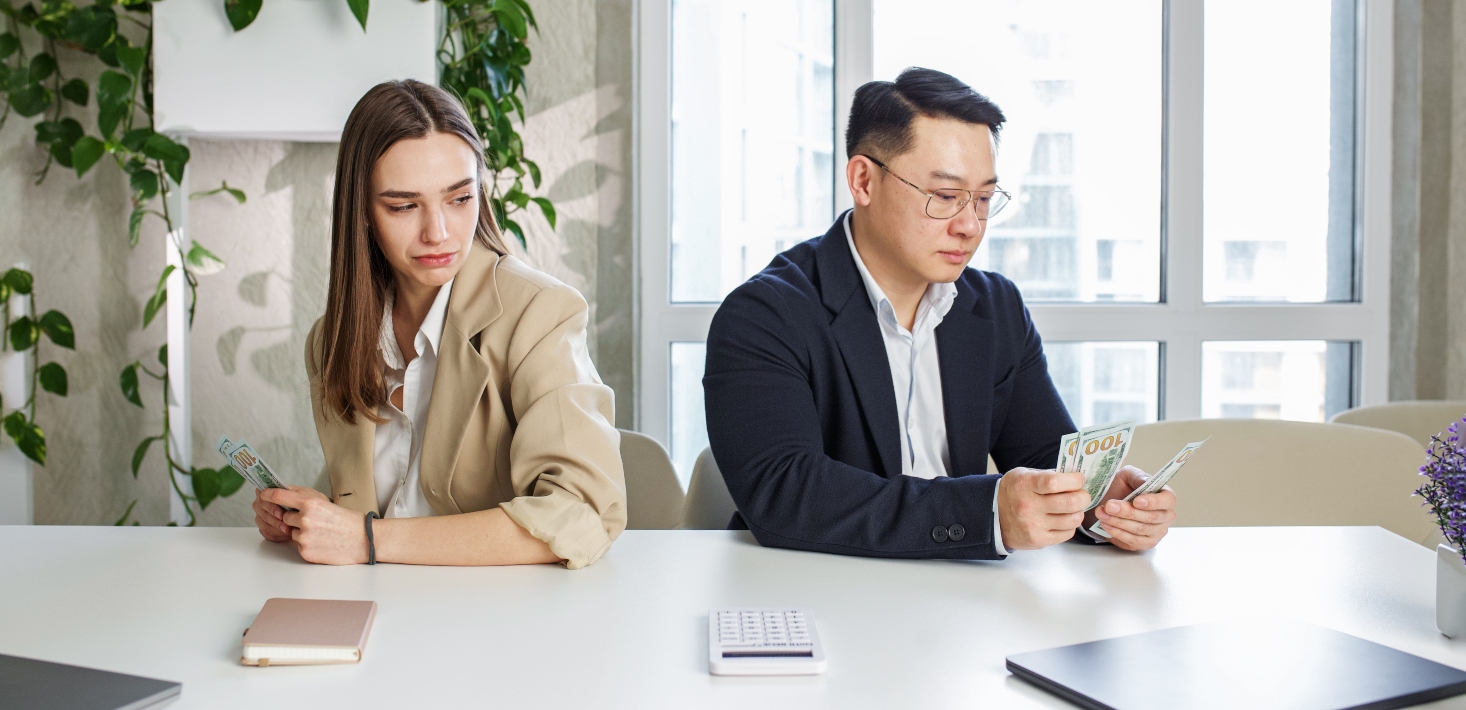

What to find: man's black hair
left=845, top=67, right=1006, bottom=160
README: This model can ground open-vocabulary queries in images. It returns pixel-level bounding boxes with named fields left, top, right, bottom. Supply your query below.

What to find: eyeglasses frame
left=860, top=154, right=1011, bottom=221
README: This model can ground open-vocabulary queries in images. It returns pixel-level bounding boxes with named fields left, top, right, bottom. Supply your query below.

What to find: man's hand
left=259, top=486, right=370, bottom=565
left=1089, top=466, right=1177, bottom=551
left=997, top=468, right=1089, bottom=550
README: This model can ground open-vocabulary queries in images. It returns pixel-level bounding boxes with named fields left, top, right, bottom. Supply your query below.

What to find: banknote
left=1068, top=420, right=1136, bottom=511
left=215, top=435, right=262, bottom=489
left=222, top=437, right=286, bottom=490
left=1088, top=439, right=1207, bottom=539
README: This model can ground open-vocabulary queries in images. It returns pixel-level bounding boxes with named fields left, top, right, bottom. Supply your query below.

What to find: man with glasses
left=703, top=68, right=1177, bottom=559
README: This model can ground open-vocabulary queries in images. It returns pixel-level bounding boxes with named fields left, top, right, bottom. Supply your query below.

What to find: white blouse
left=372, top=280, right=453, bottom=518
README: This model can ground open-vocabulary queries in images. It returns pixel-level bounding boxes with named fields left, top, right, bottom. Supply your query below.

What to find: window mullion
left=1163, top=0, right=1206, bottom=419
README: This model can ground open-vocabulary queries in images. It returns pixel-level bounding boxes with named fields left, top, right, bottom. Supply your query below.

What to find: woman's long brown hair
left=320, top=80, right=509, bottom=424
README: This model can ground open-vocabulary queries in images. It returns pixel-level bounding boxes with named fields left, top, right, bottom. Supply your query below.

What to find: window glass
left=670, top=0, right=835, bottom=303
left=873, top=0, right=1163, bottom=303
left=1046, top=342, right=1161, bottom=427
left=1201, top=341, right=1356, bottom=422
left=1203, top=0, right=1358, bottom=302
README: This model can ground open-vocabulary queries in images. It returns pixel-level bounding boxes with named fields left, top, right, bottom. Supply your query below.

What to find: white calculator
left=708, top=608, right=827, bottom=676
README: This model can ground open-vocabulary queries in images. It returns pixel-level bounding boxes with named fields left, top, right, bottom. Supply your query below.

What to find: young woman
left=251, top=80, right=626, bottom=569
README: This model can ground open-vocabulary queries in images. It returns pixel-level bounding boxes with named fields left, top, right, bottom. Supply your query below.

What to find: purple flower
left=1418, top=414, right=1466, bottom=564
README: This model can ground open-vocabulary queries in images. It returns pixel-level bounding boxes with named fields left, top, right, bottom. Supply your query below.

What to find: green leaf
left=120, top=128, right=151, bottom=152
left=190, top=180, right=246, bottom=204
left=113, top=499, right=138, bottom=526
left=503, top=218, right=525, bottom=250
left=28, top=53, right=56, bottom=82
left=216, top=467, right=246, bottom=498
left=531, top=196, right=556, bottom=230
left=224, top=0, right=263, bottom=31
left=37, top=362, right=66, bottom=396
left=492, top=0, right=528, bottom=40
left=0, top=33, right=18, bottom=60
left=193, top=467, right=220, bottom=510
left=35, top=118, right=83, bottom=146
left=8, top=82, right=52, bottom=117
left=60, top=78, right=88, bottom=106
left=130, top=168, right=158, bottom=200
left=39, top=310, right=74, bottom=349
left=8, top=316, right=37, bottom=351
left=131, top=435, right=157, bottom=478
left=142, top=132, right=187, bottom=163
left=143, top=265, right=175, bottom=328
left=185, top=241, right=226, bottom=275
left=128, top=205, right=146, bottom=246
left=49, top=139, right=74, bottom=168
left=2, top=412, right=24, bottom=441
left=524, top=159, right=541, bottom=189
left=17, top=422, right=44, bottom=465
left=95, top=70, right=132, bottom=138
left=4, top=268, right=34, bottom=295
left=157, top=343, right=167, bottom=367
left=115, top=43, right=146, bottom=79
left=346, top=0, right=369, bottom=30
left=162, top=158, right=186, bottom=185
left=71, top=136, right=105, bottom=177
left=66, top=4, right=117, bottom=52
left=120, top=363, right=143, bottom=407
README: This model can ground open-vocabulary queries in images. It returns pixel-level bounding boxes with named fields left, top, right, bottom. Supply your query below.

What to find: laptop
left=0, top=654, right=180, bottom=710
left=1006, top=619, right=1466, bottom=710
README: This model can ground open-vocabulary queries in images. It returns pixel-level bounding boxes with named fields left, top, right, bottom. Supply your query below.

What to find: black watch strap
left=364, top=511, right=379, bottom=565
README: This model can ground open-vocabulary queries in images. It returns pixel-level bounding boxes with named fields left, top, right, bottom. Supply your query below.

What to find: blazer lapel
left=419, top=247, right=502, bottom=514
left=936, top=285, right=996, bottom=478
left=816, top=213, right=902, bottom=479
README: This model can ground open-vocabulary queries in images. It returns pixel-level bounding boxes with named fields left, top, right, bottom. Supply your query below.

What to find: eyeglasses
left=861, top=155, right=1011, bottom=221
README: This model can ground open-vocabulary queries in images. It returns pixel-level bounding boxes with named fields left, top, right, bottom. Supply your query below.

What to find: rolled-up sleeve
left=496, top=284, right=626, bottom=569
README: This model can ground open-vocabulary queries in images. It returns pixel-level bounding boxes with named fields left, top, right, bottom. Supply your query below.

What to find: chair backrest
left=1329, top=401, right=1466, bottom=448
left=681, top=447, right=738, bottom=530
left=617, top=429, right=685, bottom=530
left=1125, top=419, right=1436, bottom=546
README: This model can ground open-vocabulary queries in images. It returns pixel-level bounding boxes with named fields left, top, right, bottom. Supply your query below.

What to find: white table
left=2, top=526, right=1465, bottom=709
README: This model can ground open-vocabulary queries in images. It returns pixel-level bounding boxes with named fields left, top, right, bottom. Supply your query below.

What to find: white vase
left=1438, top=544, right=1466, bottom=638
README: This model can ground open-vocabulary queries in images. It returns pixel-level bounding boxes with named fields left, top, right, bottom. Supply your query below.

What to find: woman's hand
left=259, top=486, right=370, bottom=565
left=252, top=488, right=292, bottom=543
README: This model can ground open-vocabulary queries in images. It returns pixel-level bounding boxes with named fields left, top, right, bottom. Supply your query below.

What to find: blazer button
left=931, top=525, right=949, bottom=543
left=948, top=524, right=966, bottom=541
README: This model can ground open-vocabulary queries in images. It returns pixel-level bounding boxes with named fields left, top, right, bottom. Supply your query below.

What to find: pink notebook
left=241, top=598, right=377, bottom=667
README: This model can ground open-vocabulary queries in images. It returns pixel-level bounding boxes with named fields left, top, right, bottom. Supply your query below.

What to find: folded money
left=1089, top=439, right=1207, bottom=539
left=217, top=435, right=286, bottom=490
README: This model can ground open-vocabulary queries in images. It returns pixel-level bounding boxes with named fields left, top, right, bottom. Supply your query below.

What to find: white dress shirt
left=843, top=215, right=1009, bottom=554
left=372, top=279, right=453, bottom=518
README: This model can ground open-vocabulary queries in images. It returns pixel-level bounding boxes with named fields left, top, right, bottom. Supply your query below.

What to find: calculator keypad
left=716, top=609, right=813, bottom=650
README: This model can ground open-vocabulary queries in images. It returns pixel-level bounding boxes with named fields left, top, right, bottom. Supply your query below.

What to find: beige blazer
left=305, top=248, right=626, bottom=569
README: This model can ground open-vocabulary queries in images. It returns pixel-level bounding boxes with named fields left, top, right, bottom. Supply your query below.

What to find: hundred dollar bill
left=223, top=438, right=287, bottom=490
left=1072, top=420, right=1137, bottom=511
left=216, top=435, right=262, bottom=489
left=1089, top=439, right=1207, bottom=539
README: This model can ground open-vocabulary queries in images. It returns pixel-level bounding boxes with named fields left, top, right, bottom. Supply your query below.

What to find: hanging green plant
left=0, top=0, right=246, bottom=526
left=0, top=267, right=72, bottom=466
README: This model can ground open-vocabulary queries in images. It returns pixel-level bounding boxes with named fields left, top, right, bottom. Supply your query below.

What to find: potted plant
left=1414, top=415, right=1466, bottom=637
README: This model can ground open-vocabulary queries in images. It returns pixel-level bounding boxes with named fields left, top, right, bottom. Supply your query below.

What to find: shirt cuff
left=993, top=494, right=1008, bottom=556
left=1077, top=520, right=1113, bottom=544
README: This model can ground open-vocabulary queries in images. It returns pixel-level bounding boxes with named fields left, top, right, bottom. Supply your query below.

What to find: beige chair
left=681, top=447, right=738, bottom=530
left=1124, top=419, right=1437, bottom=547
left=1329, top=401, right=1466, bottom=449
left=618, top=429, right=686, bottom=530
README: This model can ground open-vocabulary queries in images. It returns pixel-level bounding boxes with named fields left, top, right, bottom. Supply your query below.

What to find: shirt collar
left=378, top=279, right=455, bottom=370
left=842, top=212, right=957, bottom=326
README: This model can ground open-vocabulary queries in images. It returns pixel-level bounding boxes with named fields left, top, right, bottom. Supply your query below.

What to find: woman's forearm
left=373, top=508, right=561, bottom=566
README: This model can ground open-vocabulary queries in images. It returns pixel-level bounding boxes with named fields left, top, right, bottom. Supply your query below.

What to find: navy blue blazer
left=703, top=213, right=1077, bottom=559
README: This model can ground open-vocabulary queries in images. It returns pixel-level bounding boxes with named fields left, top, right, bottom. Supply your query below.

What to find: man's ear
left=846, top=155, right=878, bottom=207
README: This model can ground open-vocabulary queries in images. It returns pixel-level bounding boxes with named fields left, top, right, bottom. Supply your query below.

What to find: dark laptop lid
left=1006, top=619, right=1466, bottom=710
left=0, top=654, right=181, bottom=710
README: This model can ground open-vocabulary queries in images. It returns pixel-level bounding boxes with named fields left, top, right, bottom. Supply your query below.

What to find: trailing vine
left=0, top=267, right=72, bottom=466
left=0, top=0, right=244, bottom=526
